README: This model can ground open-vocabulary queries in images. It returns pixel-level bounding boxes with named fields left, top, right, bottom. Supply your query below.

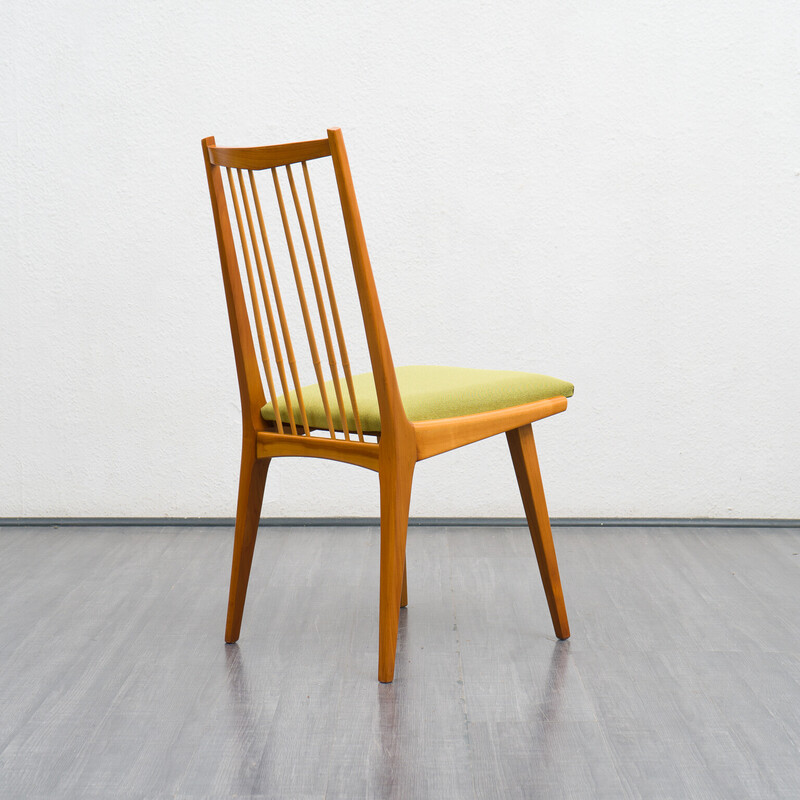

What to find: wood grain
left=506, top=425, right=570, bottom=640
left=286, top=163, right=352, bottom=440
left=201, top=137, right=267, bottom=433
left=377, top=444, right=415, bottom=682
left=226, top=167, right=284, bottom=435
left=303, top=160, right=365, bottom=441
left=271, top=166, right=336, bottom=437
left=208, top=138, right=331, bottom=170
left=225, top=443, right=270, bottom=642
left=413, top=396, right=568, bottom=460
left=255, top=431, right=379, bottom=471
left=400, top=557, right=408, bottom=608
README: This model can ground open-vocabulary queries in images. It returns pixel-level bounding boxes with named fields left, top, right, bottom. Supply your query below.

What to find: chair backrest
left=201, top=128, right=406, bottom=442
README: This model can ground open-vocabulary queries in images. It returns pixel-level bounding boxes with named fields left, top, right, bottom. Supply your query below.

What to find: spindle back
left=202, top=129, right=405, bottom=442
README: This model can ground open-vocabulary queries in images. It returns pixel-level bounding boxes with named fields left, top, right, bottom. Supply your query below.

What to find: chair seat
left=261, top=365, right=574, bottom=433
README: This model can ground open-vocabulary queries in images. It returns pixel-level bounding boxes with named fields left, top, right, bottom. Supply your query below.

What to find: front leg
left=377, top=452, right=415, bottom=682
left=506, top=424, right=570, bottom=639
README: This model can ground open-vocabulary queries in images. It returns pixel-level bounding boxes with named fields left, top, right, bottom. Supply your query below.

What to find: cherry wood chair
left=201, top=128, right=573, bottom=682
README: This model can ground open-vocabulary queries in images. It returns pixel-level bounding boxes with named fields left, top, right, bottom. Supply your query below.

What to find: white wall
left=2, top=1, right=799, bottom=519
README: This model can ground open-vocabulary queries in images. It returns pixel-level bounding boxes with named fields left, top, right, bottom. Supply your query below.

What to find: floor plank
left=0, top=524, right=799, bottom=799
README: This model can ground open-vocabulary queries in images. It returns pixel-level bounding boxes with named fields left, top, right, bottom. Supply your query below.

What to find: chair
left=201, top=128, right=573, bottom=682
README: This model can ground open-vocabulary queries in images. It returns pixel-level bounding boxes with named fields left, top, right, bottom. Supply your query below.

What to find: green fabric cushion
left=261, top=365, right=573, bottom=433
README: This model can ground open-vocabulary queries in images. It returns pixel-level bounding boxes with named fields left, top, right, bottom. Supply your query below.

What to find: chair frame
left=202, top=128, right=570, bottom=682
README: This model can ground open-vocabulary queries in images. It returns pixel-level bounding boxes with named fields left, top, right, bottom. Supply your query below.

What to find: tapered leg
left=506, top=424, right=570, bottom=639
left=225, top=443, right=270, bottom=643
left=400, top=559, right=408, bottom=608
left=378, top=457, right=415, bottom=682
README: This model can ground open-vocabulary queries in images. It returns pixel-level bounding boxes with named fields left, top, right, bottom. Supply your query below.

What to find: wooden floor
left=0, top=524, right=799, bottom=799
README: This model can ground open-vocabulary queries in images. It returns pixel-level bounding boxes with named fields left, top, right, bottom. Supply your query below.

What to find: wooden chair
left=201, top=128, right=573, bottom=682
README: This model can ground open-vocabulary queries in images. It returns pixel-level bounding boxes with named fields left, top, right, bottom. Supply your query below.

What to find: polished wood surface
left=248, top=169, right=307, bottom=434
left=286, top=163, right=353, bottom=440
left=271, top=166, right=337, bottom=437
left=201, top=137, right=267, bottom=434
left=400, top=558, right=408, bottom=608
left=208, top=138, right=331, bottom=170
left=243, top=169, right=296, bottom=434
left=255, top=431, right=379, bottom=471
left=507, top=425, right=570, bottom=639
left=377, top=440, right=416, bottom=682
left=226, top=167, right=285, bottom=434
left=303, top=160, right=365, bottom=441
left=202, top=129, right=572, bottom=680
left=413, top=396, right=568, bottom=461
left=225, top=445, right=270, bottom=643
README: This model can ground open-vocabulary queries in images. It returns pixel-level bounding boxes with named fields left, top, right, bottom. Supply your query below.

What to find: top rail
left=208, top=139, right=331, bottom=170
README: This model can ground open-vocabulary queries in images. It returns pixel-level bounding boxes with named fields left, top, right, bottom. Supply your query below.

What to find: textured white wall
left=1, top=1, right=799, bottom=519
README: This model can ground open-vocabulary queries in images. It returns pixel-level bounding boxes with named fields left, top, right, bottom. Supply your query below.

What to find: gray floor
left=0, top=524, right=799, bottom=799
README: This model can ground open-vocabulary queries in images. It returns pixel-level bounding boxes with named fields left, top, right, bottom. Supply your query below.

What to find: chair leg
left=400, top=558, right=408, bottom=608
left=506, top=424, right=570, bottom=640
left=225, top=443, right=270, bottom=643
left=378, top=458, right=415, bottom=682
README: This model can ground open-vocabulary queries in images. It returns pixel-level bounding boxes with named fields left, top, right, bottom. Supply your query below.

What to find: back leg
left=400, top=558, right=408, bottom=608
left=225, top=444, right=270, bottom=643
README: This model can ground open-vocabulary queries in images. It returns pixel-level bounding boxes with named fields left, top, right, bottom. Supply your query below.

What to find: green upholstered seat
left=261, top=365, right=574, bottom=433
